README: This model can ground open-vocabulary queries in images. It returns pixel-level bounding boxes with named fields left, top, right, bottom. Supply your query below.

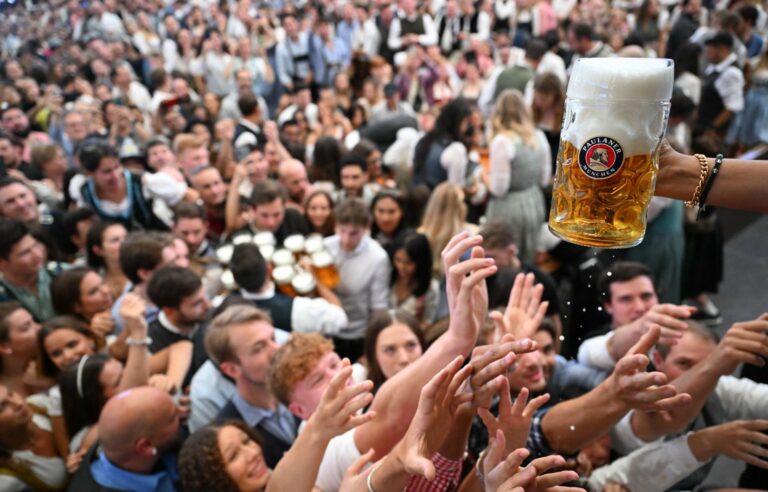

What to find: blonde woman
left=418, top=182, right=477, bottom=277
left=486, top=89, right=551, bottom=264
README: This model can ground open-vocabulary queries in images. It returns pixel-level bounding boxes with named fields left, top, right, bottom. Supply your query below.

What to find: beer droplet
left=606, top=272, right=612, bottom=277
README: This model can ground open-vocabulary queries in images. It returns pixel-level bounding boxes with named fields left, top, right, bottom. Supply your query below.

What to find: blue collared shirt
left=91, top=450, right=179, bottom=492
left=231, top=393, right=297, bottom=445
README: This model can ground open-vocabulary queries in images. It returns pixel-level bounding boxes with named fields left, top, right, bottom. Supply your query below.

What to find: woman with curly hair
left=179, top=421, right=270, bottom=492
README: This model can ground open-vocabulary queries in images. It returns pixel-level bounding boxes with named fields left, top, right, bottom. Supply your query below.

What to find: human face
left=0, top=183, right=38, bottom=223
left=0, top=234, right=44, bottom=278
left=91, top=157, right=124, bottom=192
left=225, top=322, right=278, bottom=386
left=0, top=138, right=20, bottom=166
left=219, top=426, right=270, bottom=491
left=2, top=108, right=29, bottom=135
left=243, top=151, right=269, bottom=183
left=532, top=329, right=556, bottom=382
left=177, top=287, right=210, bottom=325
left=506, top=349, right=547, bottom=393
left=483, top=246, right=514, bottom=269
left=42, top=147, right=69, bottom=178
left=340, top=165, right=367, bottom=197
left=1, top=308, right=40, bottom=360
left=193, top=168, right=226, bottom=207
left=393, top=248, right=415, bottom=281
left=178, top=147, right=209, bottom=177
left=373, top=197, right=402, bottom=236
left=99, top=358, right=124, bottom=400
left=147, top=144, right=175, bottom=170
left=252, top=199, right=285, bottom=232
left=43, top=328, right=95, bottom=371
left=174, top=217, right=208, bottom=252
left=280, top=165, right=309, bottom=202
left=0, top=385, right=32, bottom=432
left=375, top=323, right=422, bottom=380
left=77, top=272, right=113, bottom=320
left=605, top=276, right=658, bottom=328
left=306, top=194, right=331, bottom=231
left=171, top=240, right=190, bottom=269
left=100, top=224, right=127, bottom=264
left=336, top=224, right=367, bottom=253
left=654, top=331, right=716, bottom=382
left=289, top=351, right=342, bottom=420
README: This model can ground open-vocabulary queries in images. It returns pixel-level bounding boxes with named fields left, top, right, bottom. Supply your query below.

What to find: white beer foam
left=563, top=58, right=673, bottom=157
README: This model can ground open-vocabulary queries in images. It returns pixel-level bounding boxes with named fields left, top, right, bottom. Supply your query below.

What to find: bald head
left=278, top=159, right=310, bottom=204
left=98, top=386, right=179, bottom=470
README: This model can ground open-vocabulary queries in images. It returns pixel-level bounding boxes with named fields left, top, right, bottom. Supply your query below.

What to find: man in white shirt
left=694, top=32, right=744, bottom=138
left=387, top=0, right=439, bottom=53
left=324, top=199, right=390, bottom=360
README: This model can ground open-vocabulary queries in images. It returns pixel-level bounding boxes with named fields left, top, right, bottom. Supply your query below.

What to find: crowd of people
left=0, top=0, right=767, bottom=490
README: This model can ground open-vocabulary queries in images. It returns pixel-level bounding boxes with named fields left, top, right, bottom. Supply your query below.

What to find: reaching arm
left=355, top=233, right=496, bottom=457
left=656, top=141, right=768, bottom=214
left=542, top=327, right=690, bottom=454
left=629, top=314, right=768, bottom=442
left=116, top=294, right=150, bottom=392
left=268, top=362, right=375, bottom=492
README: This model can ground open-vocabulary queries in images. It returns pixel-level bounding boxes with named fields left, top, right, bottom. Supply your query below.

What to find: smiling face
left=0, top=384, right=32, bottom=434
left=1, top=308, right=40, bottom=361
left=43, top=328, right=96, bottom=371
left=506, top=348, right=547, bottom=393
left=219, top=425, right=271, bottom=490
left=373, top=196, right=402, bottom=236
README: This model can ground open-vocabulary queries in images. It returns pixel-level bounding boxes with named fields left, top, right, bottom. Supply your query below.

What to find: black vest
left=222, top=292, right=294, bottom=332
left=413, top=140, right=448, bottom=190
left=147, top=318, right=209, bottom=389
left=400, top=14, right=425, bottom=37
left=215, top=401, right=299, bottom=469
left=80, top=171, right=169, bottom=231
left=696, top=59, right=740, bottom=134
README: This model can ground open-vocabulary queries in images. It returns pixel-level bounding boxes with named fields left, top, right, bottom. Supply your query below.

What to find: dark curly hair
left=179, top=421, right=264, bottom=492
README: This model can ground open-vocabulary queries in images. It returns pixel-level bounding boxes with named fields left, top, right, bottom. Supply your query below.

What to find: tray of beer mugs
left=215, top=231, right=278, bottom=266
left=275, top=234, right=340, bottom=291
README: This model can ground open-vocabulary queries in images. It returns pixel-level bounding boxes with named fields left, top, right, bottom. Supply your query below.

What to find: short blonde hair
left=268, top=333, right=334, bottom=406
left=173, top=133, right=206, bottom=156
left=204, top=305, right=272, bottom=365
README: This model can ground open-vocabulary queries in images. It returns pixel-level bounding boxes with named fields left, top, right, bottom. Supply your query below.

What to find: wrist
left=657, top=151, right=700, bottom=199
left=687, top=429, right=717, bottom=463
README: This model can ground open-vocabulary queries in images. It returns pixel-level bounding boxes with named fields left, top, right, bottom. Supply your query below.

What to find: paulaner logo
left=578, top=137, right=624, bottom=179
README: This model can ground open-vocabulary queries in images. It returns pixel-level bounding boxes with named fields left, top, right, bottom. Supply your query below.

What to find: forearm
left=367, top=442, right=412, bottom=492
left=225, top=180, right=244, bottom=234
left=316, top=282, right=342, bottom=306
left=118, top=344, right=150, bottom=393
left=440, top=408, right=474, bottom=460
left=267, top=426, right=330, bottom=492
left=215, top=140, right=236, bottom=180
left=542, top=380, right=628, bottom=454
left=686, top=428, right=719, bottom=463
left=164, top=341, right=193, bottom=390
left=358, top=332, right=474, bottom=457
left=656, top=152, right=768, bottom=214
left=630, top=362, right=720, bottom=441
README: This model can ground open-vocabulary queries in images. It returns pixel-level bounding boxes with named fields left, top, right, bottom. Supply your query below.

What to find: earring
left=150, top=447, right=158, bottom=456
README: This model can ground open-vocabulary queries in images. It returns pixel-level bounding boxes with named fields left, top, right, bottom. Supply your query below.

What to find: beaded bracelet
left=684, top=154, right=710, bottom=208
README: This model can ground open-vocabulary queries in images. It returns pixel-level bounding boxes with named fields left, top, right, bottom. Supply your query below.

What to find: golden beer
left=311, top=251, right=340, bottom=289
left=548, top=58, right=673, bottom=248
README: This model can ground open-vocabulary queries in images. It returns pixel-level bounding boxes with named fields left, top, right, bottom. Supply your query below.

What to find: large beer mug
left=311, top=250, right=340, bottom=289
left=548, top=58, right=674, bottom=248
left=273, top=265, right=297, bottom=297
left=292, top=270, right=317, bottom=296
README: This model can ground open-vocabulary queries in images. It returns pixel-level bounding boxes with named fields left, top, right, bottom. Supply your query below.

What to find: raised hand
left=338, top=449, right=376, bottom=492
left=490, top=272, right=549, bottom=342
left=395, top=355, right=473, bottom=481
left=692, top=419, right=768, bottom=468
left=305, top=359, right=376, bottom=441
left=709, top=314, right=768, bottom=375
left=610, top=304, right=694, bottom=360
left=468, top=336, right=537, bottom=409
left=478, top=383, right=551, bottom=452
left=90, top=311, right=116, bottom=338
left=120, top=293, right=148, bottom=338
left=442, top=232, right=497, bottom=344
left=609, top=326, right=691, bottom=412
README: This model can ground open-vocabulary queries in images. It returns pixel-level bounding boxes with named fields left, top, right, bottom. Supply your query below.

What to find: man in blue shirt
left=68, top=386, right=182, bottom=492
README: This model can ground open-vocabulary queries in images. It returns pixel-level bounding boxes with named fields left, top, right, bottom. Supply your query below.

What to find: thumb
left=410, top=457, right=436, bottom=481
left=348, top=449, right=375, bottom=476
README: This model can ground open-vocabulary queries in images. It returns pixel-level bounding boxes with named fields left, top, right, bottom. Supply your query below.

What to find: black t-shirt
left=148, top=318, right=208, bottom=389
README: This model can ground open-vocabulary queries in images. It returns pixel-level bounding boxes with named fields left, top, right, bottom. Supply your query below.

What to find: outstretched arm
left=542, top=327, right=690, bottom=454
left=656, top=141, right=768, bottom=214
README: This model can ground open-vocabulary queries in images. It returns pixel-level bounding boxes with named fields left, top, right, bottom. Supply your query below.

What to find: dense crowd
left=0, top=0, right=767, bottom=491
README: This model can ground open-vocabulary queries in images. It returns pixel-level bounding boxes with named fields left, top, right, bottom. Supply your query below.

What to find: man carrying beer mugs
left=324, top=199, right=391, bottom=361
left=226, top=243, right=348, bottom=336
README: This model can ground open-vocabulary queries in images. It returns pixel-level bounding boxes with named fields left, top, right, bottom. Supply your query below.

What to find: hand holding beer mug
left=549, top=58, right=674, bottom=248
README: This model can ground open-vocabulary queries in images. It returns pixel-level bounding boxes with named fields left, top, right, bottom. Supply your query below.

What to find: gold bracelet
left=684, top=154, right=710, bottom=208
